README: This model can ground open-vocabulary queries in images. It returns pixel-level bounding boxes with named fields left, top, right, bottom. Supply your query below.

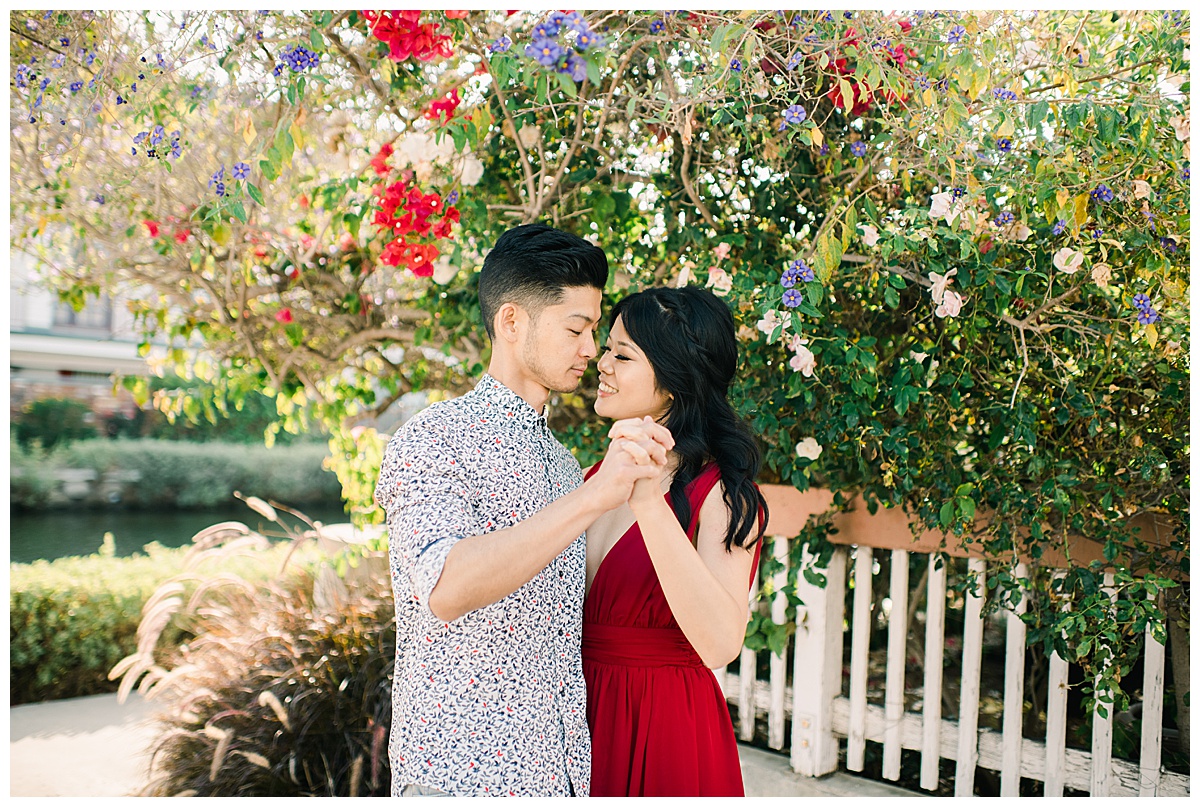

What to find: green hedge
left=12, top=439, right=344, bottom=510
left=9, top=538, right=288, bottom=704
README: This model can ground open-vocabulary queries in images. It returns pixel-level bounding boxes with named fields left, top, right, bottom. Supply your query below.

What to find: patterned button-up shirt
left=374, top=374, right=590, bottom=797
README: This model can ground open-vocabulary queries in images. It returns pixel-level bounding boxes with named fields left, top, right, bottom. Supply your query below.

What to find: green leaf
left=1029, top=99, right=1049, bottom=128
left=593, top=193, right=615, bottom=221
left=939, top=501, right=955, bottom=527
left=247, top=183, right=265, bottom=206
left=585, top=57, right=601, bottom=87
left=230, top=200, right=248, bottom=224
left=309, top=28, right=324, bottom=53
left=959, top=497, right=975, bottom=520
left=806, top=282, right=824, bottom=308
left=556, top=71, right=578, bottom=98
left=259, top=159, right=277, bottom=182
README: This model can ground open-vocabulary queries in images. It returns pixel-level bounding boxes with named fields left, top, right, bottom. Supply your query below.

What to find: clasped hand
left=592, top=417, right=674, bottom=510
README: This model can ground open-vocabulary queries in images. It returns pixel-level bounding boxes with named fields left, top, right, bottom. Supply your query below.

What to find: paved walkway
left=11, top=692, right=921, bottom=797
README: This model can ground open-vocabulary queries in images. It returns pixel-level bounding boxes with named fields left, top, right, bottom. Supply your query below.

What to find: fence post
left=791, top=545, right=846, bottom=777
left=768, top=535, right=790, bottom=749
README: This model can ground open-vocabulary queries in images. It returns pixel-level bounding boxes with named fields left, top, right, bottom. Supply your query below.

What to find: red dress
left=582, top=463, right=762, bottom=797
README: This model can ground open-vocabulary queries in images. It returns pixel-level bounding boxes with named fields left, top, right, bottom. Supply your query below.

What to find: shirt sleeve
left=375, top=409, right=478, bottom=613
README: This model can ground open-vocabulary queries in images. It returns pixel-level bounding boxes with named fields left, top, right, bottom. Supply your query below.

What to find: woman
left=583, top=285, right=768, bottom=797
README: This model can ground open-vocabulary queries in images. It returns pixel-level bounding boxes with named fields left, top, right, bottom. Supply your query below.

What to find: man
left=374, top=224, right=671, bottom=796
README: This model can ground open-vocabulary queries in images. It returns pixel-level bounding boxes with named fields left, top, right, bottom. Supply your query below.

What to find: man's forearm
left=427, top=481, right=611, bottom=622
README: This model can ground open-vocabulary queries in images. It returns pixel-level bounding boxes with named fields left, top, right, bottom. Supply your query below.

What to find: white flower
left=794, top=437, right=823, bottom=462
left=928, top=267, right=957, bottom=306
left=1053, top=247, right=1084, bottom=274
left=756, top=309, right=785, bottom=336
left=929, top=191, right=953, bottom=220
left=1003, top=221, right=1033, bottom=241
left=1090, top=263, right=1112, bottom=288
left=517, top=124, right=540, bottom=149
left=909, top=350, right=929, bottom=363
left=432, top=256, right=458, bottom=285
left=935, top=289, right=964, bottom=318
left=860, top=224, right=880, bottom=247
left=706, top=266, right=732, bottom=296
left=455, top=151, right=485, bottom=186
left=1170, top=111, right=1190, bottom=142
left=788, top=337, right=816, bottom=376
left=1133, top=179, right=1153, bottom=199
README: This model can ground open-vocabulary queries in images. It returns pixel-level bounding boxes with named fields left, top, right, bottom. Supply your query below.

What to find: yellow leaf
left=290, top=120, right=304, bottom=151
left=922, top=87, right=935, bottom=106
left=996, top=117, right=1014, bottom=138
left=1145, top=323, right=1158, bottom=348
left=212, top=224, right=230, bottom=246
left=242, top=117, right=257, bottom=146
left=1073, top=193, right=1089, bottom=228
left=1056, top=188, right=1070, bottom=210
left=839, top=78, right=854, bottom=110
left=810, top=126, right=823, bottom=148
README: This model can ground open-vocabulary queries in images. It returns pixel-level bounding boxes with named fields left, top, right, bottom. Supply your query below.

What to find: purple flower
left=819, top=143, right=829, bottom=156
left=273, top=63, right=284, bottom=77
left=446, top=190, right=459, bottom=205
left=916, top=74, right=931, bottom=90
left=1160, top=236, right=1178, bottom=253
left=792, top=259, right=815, bottom=283
left=85, top=51, right=96, bottom=67
left=191, top=85, right=203, bottom=98
left=170, top=140, right=182, bottom=159
left=526, top=37, right=563, bottom=66
left=649, top=19, right=665, bottom=34
left=151, top=125, right=165, bottom=145
left=40, top=77, right=51, bottom=91
left=60, top=37, right=69, bottom=47
left=214, top=182, right=226, bottom=197
left=1090, top=183, right=1115, bottom=203
left=208, top=166, right=226, bottom=189
left=51, top=54, right=65, bottom=68
left=133, top=131, right=148, bottom=144
left=992, top=88, right=1017, bottom=101
left=947, top=25, right=966, bottom=43
left=1137, top=307, right=1160, bottom=325
left=69, top=80, right=82, bottom=93
left=576, top=29, right=602, bottom=49
left=232, top=162, right=250, bottom=180
left=782, top=288, right=803, bottom=308
left=783, top=104, right=807, bottom=125
left=996, top=137, right=1012, bottom=152
left=555, top=50, right=587, bottom=82
left=787, top=51, right=803, bottom=70
left=563, top=11, right=588, bottom=33
left=490, top=35, right=512, bottom=53
left=93, top=194, right=105, bottom=204
left=116, top=94, right=126, bottom=105
left=950, top=187, right=966, bottom=200
left=1052, top=219, right=1067, bottom=235
left=255, top=30, right=263, bottom=43
left=781, top=268, right=799, bottom=288
left=533, top=16, right=562, bottom=38
left=15, top=65, right=30, bottom=88
left=993, top=212, right=1014, bottom=226
left=730, top=58, right=743, bottom=71
left=1132, top=293, right=1151, bottom=310
left=850, top=141, right=868, bottom=157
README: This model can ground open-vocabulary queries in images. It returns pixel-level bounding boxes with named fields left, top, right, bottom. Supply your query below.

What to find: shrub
left=9, top=529, right=288, bottom=704
left=14, top=397, right=98, bottom=449
left=9, top=440, right=59, bottom=509
left=113, top=532, right=394, bottom=796
left=54, top=439, right=343, bottom=508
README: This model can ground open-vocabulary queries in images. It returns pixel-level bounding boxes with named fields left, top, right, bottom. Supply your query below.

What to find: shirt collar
left=475, top=374, right=549, bottom=425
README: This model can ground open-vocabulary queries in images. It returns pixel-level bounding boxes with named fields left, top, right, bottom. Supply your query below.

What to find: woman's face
left=594, top=315, right=672, bottom=422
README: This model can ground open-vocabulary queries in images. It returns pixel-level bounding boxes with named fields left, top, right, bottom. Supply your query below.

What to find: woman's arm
left=629, top=476, right=756, bottom=668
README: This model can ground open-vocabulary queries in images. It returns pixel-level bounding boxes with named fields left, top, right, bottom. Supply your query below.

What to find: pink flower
left=928, top=268, right=957, bottom=306
left=1053, top=247, right=1084, bottom=274
left=860, top=224, right=880, bottom=247
left=756, top=309, right=785, bottom=335
left=706, top=266, right=733, bottom=296
left=935, top=289, right=963, bottom=318
left=143, top=219, right=160, bottom=238
left=275, top=308, right=294, bottom=324
left=788, top=336, right=816, bottom=376
left=713, top=242, right=732, bottom=261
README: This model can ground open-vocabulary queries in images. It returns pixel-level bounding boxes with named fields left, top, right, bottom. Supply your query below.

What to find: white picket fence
left=717, top=537, right=1189, bottom=797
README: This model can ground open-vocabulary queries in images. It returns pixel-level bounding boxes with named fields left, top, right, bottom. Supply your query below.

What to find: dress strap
left=583, top=461, right=602, bottom=482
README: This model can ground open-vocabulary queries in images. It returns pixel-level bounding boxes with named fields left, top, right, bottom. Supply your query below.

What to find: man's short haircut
left=478, top=224, right=609, bottom=339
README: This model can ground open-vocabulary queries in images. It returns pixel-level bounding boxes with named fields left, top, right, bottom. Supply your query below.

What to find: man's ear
left=495, top=302, right=525, bottom=344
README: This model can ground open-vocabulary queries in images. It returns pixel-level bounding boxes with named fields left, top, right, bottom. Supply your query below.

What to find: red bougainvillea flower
left=298, top=194, right=310, bottom=208
left=370, top=143, right=394, bottom=176
left=299, top=233, right=316, bottom=251
left=362, top=10, right=453, bottom=63
left=284, top=265, right=301, bottom=280
left=275, top=308, right=294, bottom=324
left=143, top=219, right=160, bottom=238
left=406, top=242, right=439, bottom=276
left=380, top=237, right=409, bottom=267
left=173, top=229, right=190, bottom=244
left=424, top=88, right=461, bottom=122
left=444, top=10, right=468, bottom=19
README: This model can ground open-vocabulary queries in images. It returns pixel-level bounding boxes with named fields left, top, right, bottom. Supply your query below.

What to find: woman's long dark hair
left=611, top=286, right=768, bottom=551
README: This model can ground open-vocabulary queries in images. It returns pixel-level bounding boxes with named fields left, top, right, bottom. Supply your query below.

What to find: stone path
left=10, top=692, right=923, bottom=797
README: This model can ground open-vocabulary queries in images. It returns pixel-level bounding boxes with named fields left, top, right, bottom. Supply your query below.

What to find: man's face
left=520, top=286, right=603, bottom=394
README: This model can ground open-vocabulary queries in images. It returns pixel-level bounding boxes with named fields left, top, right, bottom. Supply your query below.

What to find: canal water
left=9, top=502, right=354, bottom=565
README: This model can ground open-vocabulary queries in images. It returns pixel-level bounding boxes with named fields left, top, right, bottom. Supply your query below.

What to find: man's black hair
left=477, top=224, right=609, bottom=339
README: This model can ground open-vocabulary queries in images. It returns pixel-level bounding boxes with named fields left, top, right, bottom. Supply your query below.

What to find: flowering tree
left=11, top=9, right=1189, bottom=729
